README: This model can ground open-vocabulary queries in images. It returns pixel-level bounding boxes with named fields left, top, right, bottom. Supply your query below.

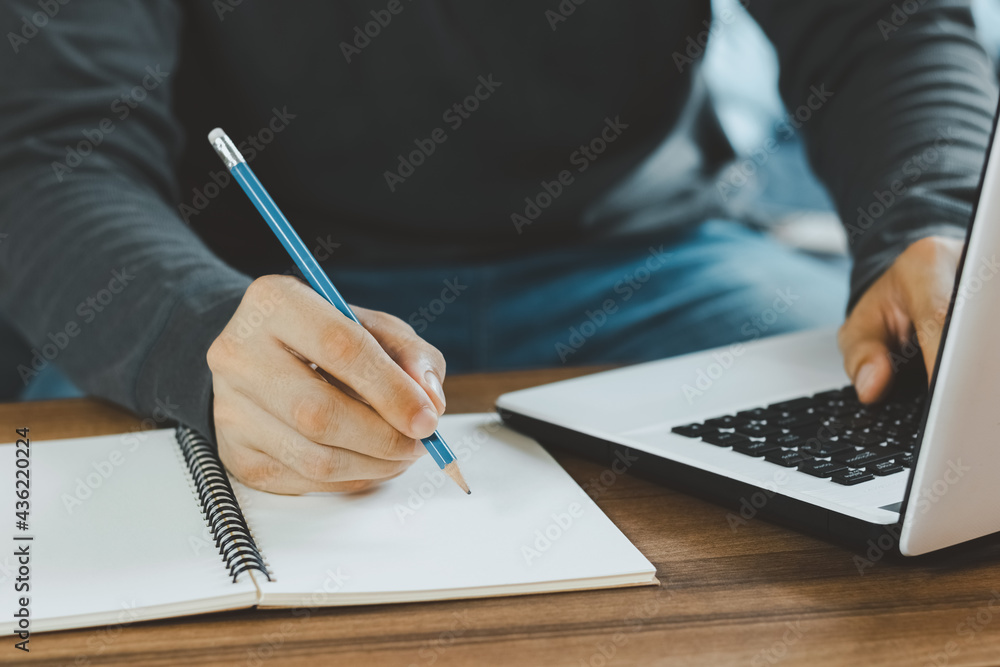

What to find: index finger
left=255, top=276, right=440, bottom=439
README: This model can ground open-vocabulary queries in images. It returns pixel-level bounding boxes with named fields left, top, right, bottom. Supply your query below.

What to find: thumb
left=895, top=236, right=963, bottom=387
left=906, top=295, right=950, bottom=389
left=838, top=302, right=896, bottom=404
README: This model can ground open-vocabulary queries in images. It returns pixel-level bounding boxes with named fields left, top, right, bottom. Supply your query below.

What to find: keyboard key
left=846, top=417, right=874, bottom=430
left=704, top=416, right=741, bottom=429
left=844, top=433, right=888, bottom=448
left=767, top=397, right=816, bottom=412
left=899, top=453, right=915, bottom=468
left=797, top=460, right=849, bottom=478
left=733, top=440, right=782, bottom=457
left=672, top=423, right=709, bottom=438
left=821, top=416, right=852, bottom=431
left=828, top=385, right=858, bottom=401
left=790, top=426, right=841, bottom=445
left=701, top=431, right=748, bottom=447
left=771, top=413, right=821, bottom=430
left=832, top=469, right=875, bottom=486
left=815, top=404, right=859, bottom=417
left=800, top=441, right=855, bottom=458
left=734, top=423, right=781, bottom=438
left=764, top=450, right=808, bottom=467
left=832, top=448, right=902, bottom=467
left=771, top=432, right=809, bottom=448
left=812, top=388, right=850, bottom=400
left=736, top=408, right=779, bottom=420
left=869, top=460, right=905, bottom=476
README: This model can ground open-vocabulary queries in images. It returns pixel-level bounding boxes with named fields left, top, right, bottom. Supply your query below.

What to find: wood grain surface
left=3, top=366, right=1000, bottom=666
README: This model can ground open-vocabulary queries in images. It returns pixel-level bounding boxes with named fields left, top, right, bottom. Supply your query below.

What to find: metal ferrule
left=208, top=128, right=245, bottom=168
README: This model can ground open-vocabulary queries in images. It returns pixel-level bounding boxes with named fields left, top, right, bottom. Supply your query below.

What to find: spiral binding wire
left=175, top=427, right=272, bottom=583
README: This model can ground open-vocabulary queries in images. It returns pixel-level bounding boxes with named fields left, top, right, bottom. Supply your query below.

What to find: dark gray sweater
left=0, top=0, right=996, bottom=438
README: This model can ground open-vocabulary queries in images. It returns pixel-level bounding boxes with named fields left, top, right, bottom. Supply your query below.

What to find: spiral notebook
left=1, top=413, right=656, bottom=634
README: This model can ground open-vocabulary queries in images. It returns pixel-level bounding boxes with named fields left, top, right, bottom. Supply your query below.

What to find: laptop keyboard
left=671, top=386, right=922, bottom=486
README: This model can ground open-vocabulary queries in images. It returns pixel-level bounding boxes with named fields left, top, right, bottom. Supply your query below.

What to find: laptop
left=496, top=105, right=1000, bottom=557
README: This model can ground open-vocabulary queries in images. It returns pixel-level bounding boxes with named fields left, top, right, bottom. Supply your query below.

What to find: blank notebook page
left=244, top=414, right=656, bottom=606
left=0, top=430, right=258, bottom=634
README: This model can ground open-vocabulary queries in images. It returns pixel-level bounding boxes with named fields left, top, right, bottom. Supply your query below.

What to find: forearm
left=0, top=162, right=250, bottom=437
left=0, top=0, right=250, bottom=437
left=749, top=0, right=998, bottom=309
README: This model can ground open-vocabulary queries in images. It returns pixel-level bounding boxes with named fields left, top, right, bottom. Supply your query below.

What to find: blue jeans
left=21, top=221, right=849, bottom=399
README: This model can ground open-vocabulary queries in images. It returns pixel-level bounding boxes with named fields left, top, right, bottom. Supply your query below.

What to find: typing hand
left=207, top=275, right=447, bottom=493
left=838, top=236, right=963, bottom=404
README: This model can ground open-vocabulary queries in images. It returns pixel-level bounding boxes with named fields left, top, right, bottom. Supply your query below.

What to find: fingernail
left=855, top=363, right=877, bottom=398
left=410, top=407, right=438, bottom=438
left=424, top=370, right=446, bottom=414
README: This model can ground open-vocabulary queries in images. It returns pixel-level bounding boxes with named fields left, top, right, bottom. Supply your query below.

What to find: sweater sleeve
left=0, top=0, right=252, bottom=437
left=747, top=0, right=998, bottom=310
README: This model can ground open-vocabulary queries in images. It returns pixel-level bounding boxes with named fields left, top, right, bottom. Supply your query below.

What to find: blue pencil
left=208, top=128, right=470, bottom=494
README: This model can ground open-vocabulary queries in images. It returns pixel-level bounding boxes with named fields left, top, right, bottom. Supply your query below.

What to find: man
left=0, top=1, right=995, bottom=494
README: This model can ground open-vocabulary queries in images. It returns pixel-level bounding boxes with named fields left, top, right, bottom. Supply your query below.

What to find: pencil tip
left=444, top=461, right=471, bottom=495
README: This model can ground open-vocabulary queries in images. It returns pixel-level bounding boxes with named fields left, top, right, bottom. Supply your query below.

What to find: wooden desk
left=5, top=367, right=1000, bottom=666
